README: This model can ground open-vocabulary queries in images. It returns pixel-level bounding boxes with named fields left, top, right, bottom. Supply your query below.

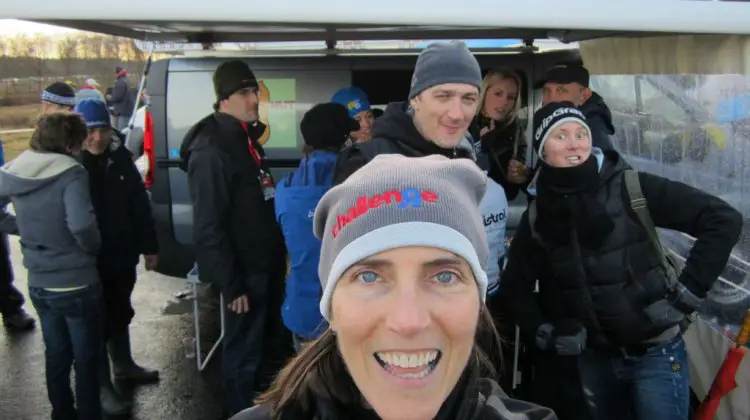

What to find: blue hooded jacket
left=274, top=151, right=337, bottom=339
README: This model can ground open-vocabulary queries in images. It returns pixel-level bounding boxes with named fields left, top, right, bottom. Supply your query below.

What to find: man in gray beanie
left=333, top=41, right=483, bottom=184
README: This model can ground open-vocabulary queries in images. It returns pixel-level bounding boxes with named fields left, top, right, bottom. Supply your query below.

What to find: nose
left=445, top=98, right=463, bottom=121
left=383, top=287, right=431, bottom=337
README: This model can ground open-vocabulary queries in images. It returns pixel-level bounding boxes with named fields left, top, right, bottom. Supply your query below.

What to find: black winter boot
left=100, top=349, right=132, bottom=416
left=108, top=329, right=160, bottom=383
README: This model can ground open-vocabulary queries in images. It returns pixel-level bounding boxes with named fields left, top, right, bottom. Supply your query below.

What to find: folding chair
left=185, top=263, right=225, bottom=371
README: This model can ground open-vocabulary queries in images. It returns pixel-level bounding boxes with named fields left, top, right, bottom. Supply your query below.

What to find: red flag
left=694, top=310, right=750, bottom=420
left=693, top=346, right=747, bottom=420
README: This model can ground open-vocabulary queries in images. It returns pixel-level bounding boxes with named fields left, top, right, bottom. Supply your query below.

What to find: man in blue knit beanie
left=75, top=99, right=160, bottom=415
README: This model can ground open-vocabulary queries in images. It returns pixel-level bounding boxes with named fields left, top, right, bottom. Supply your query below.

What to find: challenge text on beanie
left=532, top=101, right=592, bottom=160
left=41, top=82, right=75, bottom=107
left=408, top=41, right=482, bottom=99
left=313, top=154, right=490, bottom=321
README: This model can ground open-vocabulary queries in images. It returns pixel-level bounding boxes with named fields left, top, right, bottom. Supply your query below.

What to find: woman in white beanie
left=230, top=154, right=556, bottom=420
left=501, top=101, right=742, bottom=420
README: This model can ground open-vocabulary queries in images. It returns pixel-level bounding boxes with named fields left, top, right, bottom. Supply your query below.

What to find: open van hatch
left=6, top=0, right=750, bottom=44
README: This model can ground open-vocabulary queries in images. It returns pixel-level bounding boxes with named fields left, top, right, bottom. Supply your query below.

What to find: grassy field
left=1, top=131, right=32, bottom=162
left=0, top=104, right=37, bottom=162
left=0, top=104, right=39, bottom=130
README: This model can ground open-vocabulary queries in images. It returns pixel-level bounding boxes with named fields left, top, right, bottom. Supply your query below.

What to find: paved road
left=0, top=236, right=227, bottom=420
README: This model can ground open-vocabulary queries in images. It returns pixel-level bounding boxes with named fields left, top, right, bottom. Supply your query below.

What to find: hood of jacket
left=0, top=150, right=81, bottom=197
left=179, top=112, right=240, bottom=171
left=581, top=92, right=615, bottom=136
left=372, top=101, right=476, bottom=160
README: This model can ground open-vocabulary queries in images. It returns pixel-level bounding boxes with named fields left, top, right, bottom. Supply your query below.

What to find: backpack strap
left=623, top=170, right=669, bottom=271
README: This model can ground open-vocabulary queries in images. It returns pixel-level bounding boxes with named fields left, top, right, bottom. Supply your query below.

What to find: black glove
left=554, top=319, right=587, bottom=356
left=669, top=282, right=704, bottom=314
left=535, top=323, right=555, bottom=351
left=535, top=321, right=587, bottom=356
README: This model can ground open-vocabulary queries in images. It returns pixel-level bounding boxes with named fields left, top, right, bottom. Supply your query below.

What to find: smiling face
left=411, top=83, right=479, bottom=149
left=330, top=246, right=480, bottom=420
left=481, top=76, right=518, bottom=121
left=542, top=121, right=592, bottom=167
left=84, top=127, right=112, bottom=155
left=351, top=110, right=374, bottom=143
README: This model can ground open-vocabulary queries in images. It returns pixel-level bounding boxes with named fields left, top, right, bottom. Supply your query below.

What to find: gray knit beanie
left=408, top=41, right=482, bottom=99
left=314, top=154, right=490, bottom=321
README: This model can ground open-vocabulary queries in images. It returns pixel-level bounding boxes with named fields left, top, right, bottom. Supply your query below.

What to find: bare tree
left=7, top=35, right=35, bottom=57
left=56, top=35, right=80, bottom=76
left=57, top=35, right=79, bottom=59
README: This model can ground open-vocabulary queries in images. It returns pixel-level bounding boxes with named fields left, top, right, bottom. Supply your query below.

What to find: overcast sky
left=0, top=19, right=77, bottom=36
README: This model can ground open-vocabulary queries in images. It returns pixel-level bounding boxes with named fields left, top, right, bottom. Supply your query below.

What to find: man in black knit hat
left=40, top=81, right=75, bottom=114
left=179, top=60, right=290, bottom=416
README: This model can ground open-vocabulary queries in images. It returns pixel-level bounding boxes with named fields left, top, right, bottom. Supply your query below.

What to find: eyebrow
left=354, top=257, right=464, bottom=270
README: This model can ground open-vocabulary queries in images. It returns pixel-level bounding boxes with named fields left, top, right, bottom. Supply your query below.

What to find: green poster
left=258, top=78, right=297, bottom=149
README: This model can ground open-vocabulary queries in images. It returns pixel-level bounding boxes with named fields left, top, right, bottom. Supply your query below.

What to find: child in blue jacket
left=274, top=103, right=358, bottom=351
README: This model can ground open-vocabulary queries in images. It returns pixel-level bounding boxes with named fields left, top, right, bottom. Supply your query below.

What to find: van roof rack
left=136, top=39, right=552, bottom=56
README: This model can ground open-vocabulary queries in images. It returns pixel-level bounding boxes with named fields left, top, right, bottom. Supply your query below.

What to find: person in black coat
left=333, top=41, right=483, bottom=185
left=179, top=60, right=291, bottom=416
left=500, top=102, right=742, bottom=420
left=76, top=99, right=159, bottom=414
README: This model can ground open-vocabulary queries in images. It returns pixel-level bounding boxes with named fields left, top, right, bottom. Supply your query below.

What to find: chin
left=370, top=399, right=441, bottom=420
left=433, top=135, right=464, bottom=150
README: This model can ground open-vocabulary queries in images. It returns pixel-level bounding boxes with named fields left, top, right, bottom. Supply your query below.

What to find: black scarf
left=534, top=155, right=614, bottom=248
left=81, top=149, right=110, bottom=219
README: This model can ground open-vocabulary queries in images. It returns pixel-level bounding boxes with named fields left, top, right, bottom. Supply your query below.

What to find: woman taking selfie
left=469, top=68, right=530, bottom=201
left=231, top=154, right=556, bottom=419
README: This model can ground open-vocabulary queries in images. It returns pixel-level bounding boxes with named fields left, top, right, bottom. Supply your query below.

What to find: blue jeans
left=578, top=334, right=690, bottom=420
left=29, top=284, right=104, bottom=420
left=115, top=115, right=130, bottom=132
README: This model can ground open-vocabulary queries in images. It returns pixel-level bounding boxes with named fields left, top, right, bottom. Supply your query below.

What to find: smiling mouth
left=374, top=350, right=442, bottom=379
left=566, top=156, right=581, bottom=164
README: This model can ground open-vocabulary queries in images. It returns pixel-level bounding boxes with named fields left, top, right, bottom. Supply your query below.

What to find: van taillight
left=143, top=110, right=155, bottom=188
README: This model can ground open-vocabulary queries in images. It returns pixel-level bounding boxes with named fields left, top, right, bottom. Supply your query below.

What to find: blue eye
left=435, top=271, right=456, bottom=285
left=357, top=271, right=379, bottom=284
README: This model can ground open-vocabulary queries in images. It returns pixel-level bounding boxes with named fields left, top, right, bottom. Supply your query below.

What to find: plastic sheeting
left=579, top=35, right=750, bottom=75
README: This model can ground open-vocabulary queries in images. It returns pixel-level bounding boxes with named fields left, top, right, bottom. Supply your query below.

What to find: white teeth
left=399, top=354, right=409, bottom=367
left=566, top=156, right=580, bottom=162
left=408, top=354, right=418, bottom=368
left=397, top=368, right=431, bottom=379
left=376, top=351, right=438, bottom=369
